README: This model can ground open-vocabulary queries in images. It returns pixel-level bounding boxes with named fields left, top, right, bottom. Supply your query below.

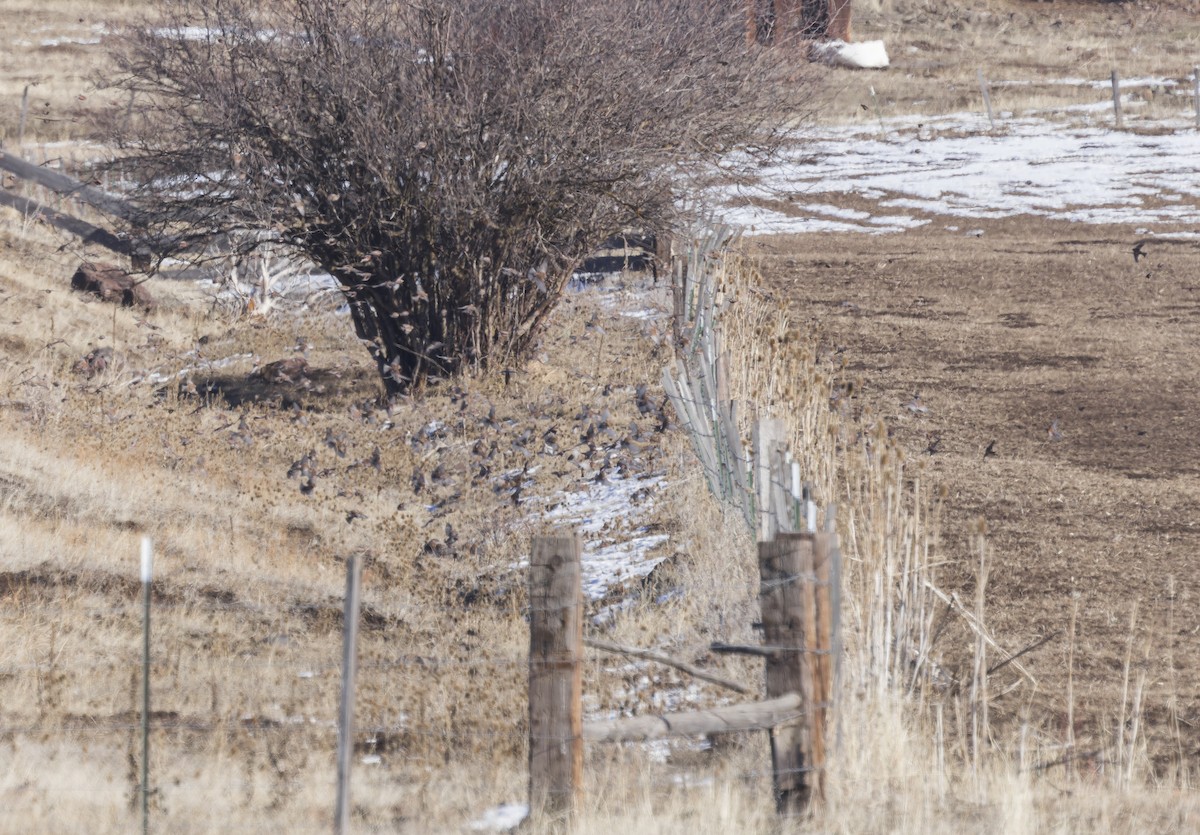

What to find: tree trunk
left=343, top=281, right=425, bottom=397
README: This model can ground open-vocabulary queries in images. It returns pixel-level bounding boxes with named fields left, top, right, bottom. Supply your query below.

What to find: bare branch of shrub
left=100, top=0, right=816, bottom=394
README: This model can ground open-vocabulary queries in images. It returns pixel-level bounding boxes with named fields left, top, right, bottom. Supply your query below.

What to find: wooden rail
left=0, top=149, right=137, bottom=220
left=0, top=189, right=136, bottom=255
left=583, top=693, right=802, bottom=743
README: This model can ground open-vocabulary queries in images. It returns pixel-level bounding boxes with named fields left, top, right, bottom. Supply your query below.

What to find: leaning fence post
left=759, top=534, right=814, bottom=814
left=529, top=534, right=583, bottom=823
left=139, top=537, right=153, bottom=835
left=334, top=553, right=363, bottom=835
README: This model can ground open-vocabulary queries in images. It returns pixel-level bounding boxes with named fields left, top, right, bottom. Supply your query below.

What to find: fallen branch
left=924, top=580, right=1036, bottom=685
left=987, top=630, right=1062, bottom=677
left=584, top=638, right=752, bottom=695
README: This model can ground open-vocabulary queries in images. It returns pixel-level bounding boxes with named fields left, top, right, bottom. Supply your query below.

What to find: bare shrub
left=102, top=0, right=815, bottom=394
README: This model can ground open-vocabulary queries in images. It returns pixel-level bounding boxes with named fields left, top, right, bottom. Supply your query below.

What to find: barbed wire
left=0, top=703, right=839, bottom=743
left=0, top=626, right=838, bottom=677
left=1, top=564, right=836, bottom=616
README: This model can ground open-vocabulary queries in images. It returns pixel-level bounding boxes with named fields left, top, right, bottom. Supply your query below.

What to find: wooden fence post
left=1111, top=69, right=1124, bottom=129
left=977, top=69, right=996, bottom=131
left=1193, top=66, right=1199, bottom=129
left=759, top=534, right=814, bottom=814
left=140, top=537, right=153, bottom=835
left=18, top=85, right=30, bottom=149
left=334, top=553, right=363, bottom=835
left=529, top=534, right=583, bottom=823
left=745, top=0, right=761, bottom=46
left=828, top=0, right=852, bottom=42
left=811, top=532, right=836, bottom=795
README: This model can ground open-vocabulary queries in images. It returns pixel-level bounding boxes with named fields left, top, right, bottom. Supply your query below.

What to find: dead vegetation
left=101, top=0, right=816, bottom=394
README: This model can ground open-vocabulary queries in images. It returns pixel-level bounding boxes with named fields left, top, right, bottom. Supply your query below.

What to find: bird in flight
left=1132, top=241, right=1146, bottom=263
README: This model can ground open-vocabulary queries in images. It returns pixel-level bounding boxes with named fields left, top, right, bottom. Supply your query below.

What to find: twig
left=923, top=580, right=1036, bottom=685
left=986, top=630, right=1061, bottom=677
left=1023, top=748, right=1105, bottom=774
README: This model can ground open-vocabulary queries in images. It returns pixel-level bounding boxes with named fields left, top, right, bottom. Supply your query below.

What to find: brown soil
left=755, top=214, right=1200, bottom=773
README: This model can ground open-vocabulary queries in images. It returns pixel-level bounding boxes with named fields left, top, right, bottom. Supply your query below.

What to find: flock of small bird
left=903, top=392, right=1063, bottom=460
left=248, top=357, right=675, bottom=562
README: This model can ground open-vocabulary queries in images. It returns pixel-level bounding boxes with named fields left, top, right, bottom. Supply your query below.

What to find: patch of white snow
left=469, top=803, right=529, bottom=832
left=811, top=40, right=890, bottom=70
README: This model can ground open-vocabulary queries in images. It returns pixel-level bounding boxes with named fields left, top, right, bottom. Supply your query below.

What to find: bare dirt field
left=755, top=216, right=1200, bottom=773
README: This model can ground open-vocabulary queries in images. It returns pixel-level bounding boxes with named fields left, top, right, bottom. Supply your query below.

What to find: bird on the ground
left=287, top=450, right=316, bottom=480
left=430, top=462, right=449, bottom=485
left=1047, top=419, right=1063, bottom=442
left=983, top=440, right=997, bottom=459
left=904, top=393, right=929, bottom=414
left=324, top=427, right=347, bottom=458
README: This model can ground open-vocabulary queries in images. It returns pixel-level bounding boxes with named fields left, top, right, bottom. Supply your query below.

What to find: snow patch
left=468, top=803, right=529, bottom=832
left=811, top=40, right=890, bottom=70
left=719, top=113, right=1200, bottom=233
left=543, top=476, right=670, bottom=600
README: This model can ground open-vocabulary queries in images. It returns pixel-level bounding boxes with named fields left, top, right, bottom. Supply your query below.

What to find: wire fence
left=0, top=542, right=835, bottom=830
left=0, top=662, right=801, bottom=833
left=0, top=196, right=840, bottom=832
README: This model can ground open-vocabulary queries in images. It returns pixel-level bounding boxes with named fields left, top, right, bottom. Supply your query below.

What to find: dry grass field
left=2, top=0, right=1200, bottom=832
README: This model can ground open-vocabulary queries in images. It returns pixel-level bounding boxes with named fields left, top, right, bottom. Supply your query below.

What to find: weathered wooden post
left=529, top=534, right=583, bottom=823
left=759, top=534, right=814, bottom=814
left=753, top=419, right=788, bottom=542
left=139, top=537, right=153, bottom=835
left=811, top=532, right=836, bottom=794
left=1193, top=66, right=1199, bottom=129
left=1111, top=69, right=1124, bottom=129
left=18, top=85, right=30, bottom=149
left=977, top=69, right=996, bottom=131
left=827, top=0, right=852, bottom=42
left=334, top=553, right=363, bottom=835
left=746, top=0, right=773, bottom=45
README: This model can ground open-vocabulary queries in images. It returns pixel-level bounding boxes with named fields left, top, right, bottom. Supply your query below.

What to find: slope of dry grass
left=0, top=209, right=761, bottom=831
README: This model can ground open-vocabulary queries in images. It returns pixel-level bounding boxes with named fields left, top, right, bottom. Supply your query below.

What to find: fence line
left=523, top=523, right=840, bottom=822
left=0, top=225, right=842, bottom=826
